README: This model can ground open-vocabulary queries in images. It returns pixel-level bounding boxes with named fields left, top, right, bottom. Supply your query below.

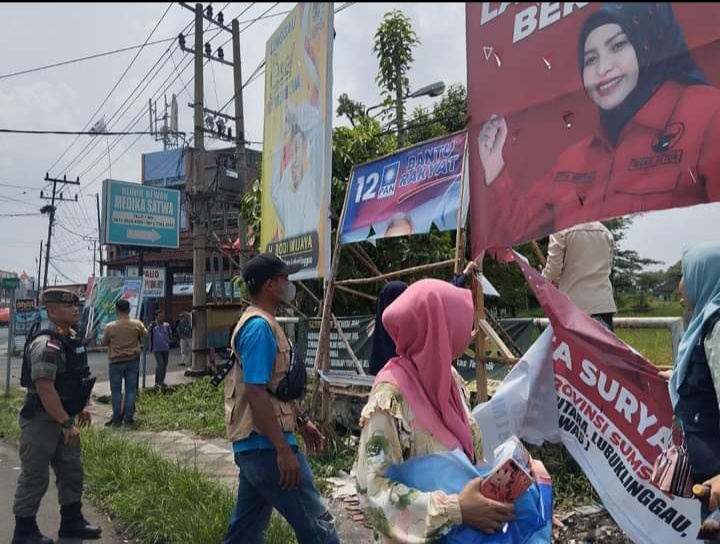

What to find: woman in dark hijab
left=577, top=2, right=706, bottom=145
left=368, top=281, right=408, bottom=376
left=477, top=2, right=720, bottom=245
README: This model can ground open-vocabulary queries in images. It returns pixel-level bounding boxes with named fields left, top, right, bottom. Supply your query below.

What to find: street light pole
left=365, top=81, right=446, bottom=144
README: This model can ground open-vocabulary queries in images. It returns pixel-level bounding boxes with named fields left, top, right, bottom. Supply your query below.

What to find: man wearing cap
left=223, top=253, right=338, bottom=544
left=12, top=289, right=101, bottom=544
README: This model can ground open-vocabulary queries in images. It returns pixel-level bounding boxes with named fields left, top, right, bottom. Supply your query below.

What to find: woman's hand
left=702, top=474, right=720, bottom=511
left=478, top=115, right=508, bottom=185
left=458, top=477, right=515, bottom=534
left=658, top=369, right=673, bottom=381
left=463, top=261, right=477, bottom=277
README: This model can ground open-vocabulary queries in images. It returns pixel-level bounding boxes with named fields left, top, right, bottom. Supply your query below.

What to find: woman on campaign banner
left=477, top=3, right=720, bottom=248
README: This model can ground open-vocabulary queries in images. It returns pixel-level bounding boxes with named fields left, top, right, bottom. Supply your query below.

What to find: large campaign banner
left=340, top=132, right=469, bottom=243
left=466, top=3, right=720, bottom=252
left=298, top=313, right=531, bottom=382
left=474, top=251, right=700, bottom=544
left=260, top=3, right=333, bottom=280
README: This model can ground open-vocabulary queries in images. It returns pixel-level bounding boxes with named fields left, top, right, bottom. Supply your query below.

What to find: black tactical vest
left=676, top=310, right=720, bottom=483
left=21, top=329, right=94, bottom=417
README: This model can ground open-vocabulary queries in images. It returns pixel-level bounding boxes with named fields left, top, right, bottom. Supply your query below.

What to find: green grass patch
left=134, top=377, right=225, bottom=438
left=0, top=389, right=24, bottom=441
left=615, top=328, right=673, bottom=366
left=82, top=428, right=295, bottom=544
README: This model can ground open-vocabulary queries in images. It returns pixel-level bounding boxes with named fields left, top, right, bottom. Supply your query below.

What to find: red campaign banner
left=467, top=3, right=720, bottom=252
left=506, top=249, right=698, bottom=542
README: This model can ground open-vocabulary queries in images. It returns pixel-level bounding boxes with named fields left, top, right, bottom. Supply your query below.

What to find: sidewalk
left=87, top=371, right=372, bottom=543
left=0, top=441, right=130, bottom=544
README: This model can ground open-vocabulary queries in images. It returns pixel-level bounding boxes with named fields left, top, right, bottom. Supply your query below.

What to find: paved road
left=0, top=440, right=129, bottom=543
left=0, top=326, right=186, bottom=393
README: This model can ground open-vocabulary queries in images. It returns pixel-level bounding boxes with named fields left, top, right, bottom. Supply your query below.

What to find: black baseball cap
left=242, top=252, right=301, bottom=290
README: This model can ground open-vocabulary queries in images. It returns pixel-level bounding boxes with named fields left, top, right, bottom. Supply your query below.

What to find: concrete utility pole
left=36, top=240, right=43, bottom=304
left=41, top=174, right=80, bottom=291
left=191, top=2, right=208, bottom=375
left=95, top=192, right=103, bottom=276
left=232, top=18, right=246, bottom=191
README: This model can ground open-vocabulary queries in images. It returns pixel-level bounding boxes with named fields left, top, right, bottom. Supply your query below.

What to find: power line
left=0, top=37, right=176, bottom=81
left=48, top=2, right=176, bottom=178
left=0, top=128, right=186, bottom=136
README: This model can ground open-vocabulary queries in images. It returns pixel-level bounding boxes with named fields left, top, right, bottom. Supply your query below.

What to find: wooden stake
left=347, top=245, right=383, bottom=277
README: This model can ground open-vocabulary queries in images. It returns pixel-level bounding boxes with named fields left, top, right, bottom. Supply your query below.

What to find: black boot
left=58, top=502, right=102, bottom=540
left=12, top=516, right=54, bottom=544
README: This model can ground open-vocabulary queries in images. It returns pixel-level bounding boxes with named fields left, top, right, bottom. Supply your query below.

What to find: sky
left=0, top=2, right=717, bottom=284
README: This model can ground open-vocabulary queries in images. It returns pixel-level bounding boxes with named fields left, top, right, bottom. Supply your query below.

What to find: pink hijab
left=375, top=278, right=475, bottom=461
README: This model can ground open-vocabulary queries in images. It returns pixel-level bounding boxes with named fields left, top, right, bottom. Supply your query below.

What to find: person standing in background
left=149, top=310, right=172, bottom=388
left=176, top=312, right=192, bottom=367
left=542, top=221, right=617, bottom=330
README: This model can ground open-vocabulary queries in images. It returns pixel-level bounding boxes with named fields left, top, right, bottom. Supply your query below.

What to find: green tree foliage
left=372, top=10, right=420, bottom=128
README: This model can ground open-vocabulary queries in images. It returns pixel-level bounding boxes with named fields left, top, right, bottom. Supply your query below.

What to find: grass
left=615, top=328, right=673, bottom=366
left=0, top=390, right=295, bottom=544
left=134, top=377, right=225, bottom=438
left=528, top=323, right=673, bottom=366
left=0, top=389, right=24, bottom=441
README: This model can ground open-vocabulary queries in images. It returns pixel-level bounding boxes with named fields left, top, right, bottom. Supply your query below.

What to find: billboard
left=126, top=266, right=166, bottom=298
left=339, top=132, right=469, bottom=244
left=260, top=2, right=334, bottom=280
left=102, top=179, right=181, bottom=248
left=466, top=3, right=720, bottom=252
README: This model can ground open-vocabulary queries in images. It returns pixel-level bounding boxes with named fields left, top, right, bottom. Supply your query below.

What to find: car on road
left=0, top=307, right=8, bottom=327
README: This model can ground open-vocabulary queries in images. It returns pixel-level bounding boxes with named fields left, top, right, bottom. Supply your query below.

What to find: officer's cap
left=42, top=289, right=80, bottom=305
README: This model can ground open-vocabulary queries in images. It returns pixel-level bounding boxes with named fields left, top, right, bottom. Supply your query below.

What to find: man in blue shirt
left=224, top=253, right=338, bottom=544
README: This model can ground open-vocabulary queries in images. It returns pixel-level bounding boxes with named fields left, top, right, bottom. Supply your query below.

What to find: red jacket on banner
left=467, top=3, right=720, bottom=251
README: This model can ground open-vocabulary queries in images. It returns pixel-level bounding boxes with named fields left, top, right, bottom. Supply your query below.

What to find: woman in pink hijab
left=355, top=279, right=514, bottom=543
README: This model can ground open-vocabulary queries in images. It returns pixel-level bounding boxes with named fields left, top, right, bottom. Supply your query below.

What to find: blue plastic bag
left=384, top=450, right=552, bottom=544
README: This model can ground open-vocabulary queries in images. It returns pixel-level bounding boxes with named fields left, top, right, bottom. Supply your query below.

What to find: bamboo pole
left=298, top=280, right=322, bottom=307
left=454, top=139, right=469, bottom=275
left=336, top=284, right=377, bottom=302
left=474, top=254, right=488, bottom=403
left=336, top=259, right=455, bottom=287
left=347, top=244, right=383, bottom=277
left=531, top=240, right=546, bottom=267
left=330, top=314, right=365, bottom=375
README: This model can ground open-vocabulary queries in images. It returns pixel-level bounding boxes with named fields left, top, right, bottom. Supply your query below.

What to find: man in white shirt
left=542, top=221, right=617, bottom=330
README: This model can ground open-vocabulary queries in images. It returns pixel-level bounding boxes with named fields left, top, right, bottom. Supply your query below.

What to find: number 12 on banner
left=354, top=173, right=379, bottom=203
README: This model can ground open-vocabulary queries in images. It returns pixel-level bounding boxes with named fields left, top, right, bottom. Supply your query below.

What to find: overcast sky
left=0, top=2, right=717, bottom=284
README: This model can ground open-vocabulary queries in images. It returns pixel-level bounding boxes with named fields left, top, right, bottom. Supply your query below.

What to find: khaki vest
left=224, top=305, right=297, bottom=443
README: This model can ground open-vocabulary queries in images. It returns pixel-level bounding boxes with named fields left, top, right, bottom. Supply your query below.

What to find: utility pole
left=232, top=18, right=246, bottom=189
left=36, top=240, right=43, bottom=304
left=83, top=236, right=98, bottom=276
left=41, top=174, right=80, bottom=291
left=95, top=193, right=103, bottom=276
left=178, top=2, right=241, bottom=374
left=191, top=2, right=208, bottom=375
left=396, top=72, right=405, bottom=147
left=232, top=17, right=248, bottom=269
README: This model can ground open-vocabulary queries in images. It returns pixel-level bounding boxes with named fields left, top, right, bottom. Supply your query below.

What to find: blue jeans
left=109, top=359, right=139, bottom=423
left=225, top=447, right=339, bottom=544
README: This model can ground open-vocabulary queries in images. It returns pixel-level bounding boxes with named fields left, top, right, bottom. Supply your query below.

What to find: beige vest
left=224, top=305, right=297, bottom=443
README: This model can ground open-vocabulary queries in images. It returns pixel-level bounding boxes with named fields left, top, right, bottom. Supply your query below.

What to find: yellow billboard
left=261, top=3, right=333, bottom=280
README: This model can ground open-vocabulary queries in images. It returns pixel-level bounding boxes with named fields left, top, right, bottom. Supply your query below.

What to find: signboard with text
left=126, top=266, right=166, bottom=298
left=102, top=179, right=181, bottom=248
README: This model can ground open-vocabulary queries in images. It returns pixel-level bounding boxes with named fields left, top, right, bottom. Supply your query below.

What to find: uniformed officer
left=12, top=289, right=101, bottom=544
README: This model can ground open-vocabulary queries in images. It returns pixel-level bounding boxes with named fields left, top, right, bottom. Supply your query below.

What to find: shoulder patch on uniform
left=46, top=339, right=62, bottom=351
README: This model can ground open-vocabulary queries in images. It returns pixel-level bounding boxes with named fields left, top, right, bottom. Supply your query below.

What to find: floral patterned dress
left=355, top=371, right=484, bottom=543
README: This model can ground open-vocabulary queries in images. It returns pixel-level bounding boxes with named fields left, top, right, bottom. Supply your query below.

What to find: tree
left=372, top=10, right=420, bottom=145
left=336, top=93, right=366, bottom=128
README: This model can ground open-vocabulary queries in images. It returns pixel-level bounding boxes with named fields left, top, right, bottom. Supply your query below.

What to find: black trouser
left=592, top=313, right=614, bottom=332
left=154, top=351, right=169, bottom=385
